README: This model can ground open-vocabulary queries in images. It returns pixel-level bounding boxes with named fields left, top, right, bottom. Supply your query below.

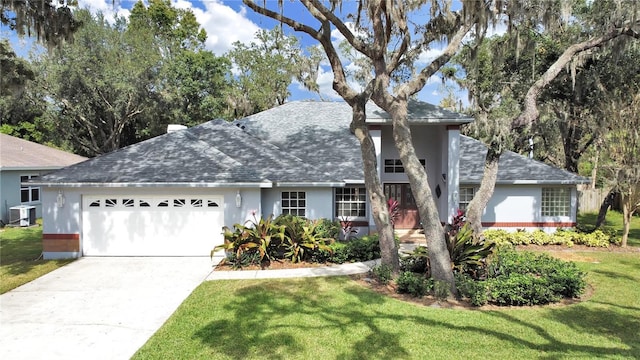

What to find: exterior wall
left=379, top=125, right=448, bottom=223
left=260, top=187, right=333, bottom=220
left=477, top=184, right=578, bottom=233
left=41, top=186, right=261, bottom=259
left=0, top=169, right=48, bottom=224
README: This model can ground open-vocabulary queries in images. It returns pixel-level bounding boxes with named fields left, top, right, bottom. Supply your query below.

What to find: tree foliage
left=1, top=0, right=81, bottom=48
left=35, top=10, right=155, bottom=156
left=226, top=27, right=321, bottom=118
left=453, top=0, right=639, bottom=236
left=20, top=1, right=232, bottom=156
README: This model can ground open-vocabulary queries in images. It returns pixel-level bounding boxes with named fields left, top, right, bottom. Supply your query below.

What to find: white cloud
left=184, top=0, right=260, bottom=55
left=417, top=48, right=444, bottom=65
left=77, top=0, right=130, bottom=22
left=77, top=0, right=260, bottom=55
left=314, top=66, right=342, bottom=100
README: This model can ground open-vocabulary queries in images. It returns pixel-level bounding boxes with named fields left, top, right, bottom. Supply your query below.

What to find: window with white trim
left=458, top=187, right=475, bottom=212
left=20, top=175, right=40, bottom=203
left=541, top=188, right=570, bottom=217
left=335, top=187, right=367, bottom=218
left=384, top=159, right=425, bottom=173
left=282, top=191, right=306, bottom=217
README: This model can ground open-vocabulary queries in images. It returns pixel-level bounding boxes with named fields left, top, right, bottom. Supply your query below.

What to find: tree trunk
left=595, top=190, right=616, bottom=229
left=385, top=97, right=456, bottom=295
left=466, top=145, right=501, bottom=236
left=621, top=192, right=631, bottom=247
left=350, top=99, right=399, bottom=272
left=591, top=148, right=599, bottom=190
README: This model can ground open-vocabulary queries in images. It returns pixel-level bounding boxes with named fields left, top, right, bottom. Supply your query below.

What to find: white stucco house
left=31, top=101, right=588, bottom=259
left=0, top=134, right=86, bottom=226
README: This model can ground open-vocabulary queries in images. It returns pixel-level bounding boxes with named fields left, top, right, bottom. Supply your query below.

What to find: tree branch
left=512, top=24, right=640, bottom=129
left=399, top=18, right=474, bottom=98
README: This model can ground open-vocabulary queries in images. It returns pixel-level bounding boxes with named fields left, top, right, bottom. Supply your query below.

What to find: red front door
left=384, top=183, right=420, bottom=229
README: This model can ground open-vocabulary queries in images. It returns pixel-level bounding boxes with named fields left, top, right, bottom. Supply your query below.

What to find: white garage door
left=82, top=195, right=224, bottom=256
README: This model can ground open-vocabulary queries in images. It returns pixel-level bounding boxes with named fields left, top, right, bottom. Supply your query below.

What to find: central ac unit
left=9, top=206, right=36, bottom=227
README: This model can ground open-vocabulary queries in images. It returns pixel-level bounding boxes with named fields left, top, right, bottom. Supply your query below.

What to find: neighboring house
left=0, top=134, right=86, bottom=225
left=32, top=101, right=588, bottom=259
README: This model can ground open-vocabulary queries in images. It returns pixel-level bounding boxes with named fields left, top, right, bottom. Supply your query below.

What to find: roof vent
left=167, top=124, right=187, bottom=133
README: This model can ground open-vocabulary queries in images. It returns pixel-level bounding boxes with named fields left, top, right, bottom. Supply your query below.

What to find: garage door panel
left=82, top=195, right=224, bottom=256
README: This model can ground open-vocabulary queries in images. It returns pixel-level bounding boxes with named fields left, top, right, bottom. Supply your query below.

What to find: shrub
left=455, top=273, right=488, bottom=306
left=220, top=251, right=261, bottom=270
left=274, top=215, right=334, bottom=263
left=400, top=246, right=430, bottom=274
left=447, top=223, right=495, bottom=279
left=214, top=214, right=286, bottom=268
left=371, top=264, right=393, bottom=285
left=344, top=235, right=381, bottom=261
left=488, top=273, right=559, bottom=306
left=314, top=218, right=341, bottom=240
left=433, top=280, right=450, bottom=300
left=487, top=248, right=586, bottom=304
left=454, top=248, right=586, bottom=307
left=483, top=228, right=613, bottom=248
left=327, top=242, right=349, bottom=263
left=396, top=271, right=432, bottom=297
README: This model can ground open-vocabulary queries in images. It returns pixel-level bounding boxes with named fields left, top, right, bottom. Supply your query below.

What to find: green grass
left=134, top=251, right=640, bottom=359
left=578, top=210, right=640, bottom=247
left=0, top=223, right=73, bottom=294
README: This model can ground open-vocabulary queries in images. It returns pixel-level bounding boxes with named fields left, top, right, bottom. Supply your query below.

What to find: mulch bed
left=213, top=259, right=332, bottom=271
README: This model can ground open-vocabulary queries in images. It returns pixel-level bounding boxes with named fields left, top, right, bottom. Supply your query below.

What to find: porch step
left=395, top=229, right=426, bottom=244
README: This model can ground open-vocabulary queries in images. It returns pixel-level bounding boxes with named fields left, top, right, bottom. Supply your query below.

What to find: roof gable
left=0, top=134, right=86, bottom=170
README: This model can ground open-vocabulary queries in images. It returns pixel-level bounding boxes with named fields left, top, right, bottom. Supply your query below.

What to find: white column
left=447, top=125, right=460, bottom=223
left=369, top=126, right=382, bottom=231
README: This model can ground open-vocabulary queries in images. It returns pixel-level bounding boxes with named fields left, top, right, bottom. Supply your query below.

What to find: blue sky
left=2, top=0, right=480, bottom=105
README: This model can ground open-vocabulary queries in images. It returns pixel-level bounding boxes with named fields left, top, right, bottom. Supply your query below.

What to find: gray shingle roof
left=36, top=120, right=336, bottom=186
left=235, top=101, right=364, bottom=180
left=460, top=135, right=590, bottom=184
left=36, top=101, right=587, bottom=186
left=0, top=133, right=86, bottom=170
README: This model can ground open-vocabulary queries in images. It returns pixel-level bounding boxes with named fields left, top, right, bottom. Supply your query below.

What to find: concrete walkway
left=0, top=257, right=214, bottom=360
left=207, top=258, right=380, bottom=280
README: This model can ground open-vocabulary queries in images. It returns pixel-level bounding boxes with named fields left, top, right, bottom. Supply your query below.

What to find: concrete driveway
left=0, top=257, right=214, bottom=360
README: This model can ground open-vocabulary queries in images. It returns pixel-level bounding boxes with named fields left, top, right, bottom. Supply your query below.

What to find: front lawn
left=578, top=210, right=640, bottom=247
left=0, top=223, right=73, bottom=294
left=134, top=251, right=640, bottom=359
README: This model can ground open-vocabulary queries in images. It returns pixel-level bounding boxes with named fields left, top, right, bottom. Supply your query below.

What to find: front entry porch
left=384, top=183, right=420, bottom=229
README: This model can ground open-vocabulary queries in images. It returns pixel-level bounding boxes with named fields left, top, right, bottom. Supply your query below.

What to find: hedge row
left=483, top=229, right=615, bottom=248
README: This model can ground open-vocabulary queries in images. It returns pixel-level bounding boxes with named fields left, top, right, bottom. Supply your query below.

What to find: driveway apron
left=0, top=257, right=214, bottom=360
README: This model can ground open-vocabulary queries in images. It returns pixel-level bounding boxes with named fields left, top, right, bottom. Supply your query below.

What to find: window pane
left=541, top=188, right=570, bottom=217
left=21, top=189, right=30, bottom=202
left=335, top=187, right=366, bottom=218
left=29, top=188, right=39, bottom=202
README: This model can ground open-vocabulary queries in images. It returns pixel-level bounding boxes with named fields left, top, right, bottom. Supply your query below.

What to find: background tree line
left=1, top=0, right=319, bottom=157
